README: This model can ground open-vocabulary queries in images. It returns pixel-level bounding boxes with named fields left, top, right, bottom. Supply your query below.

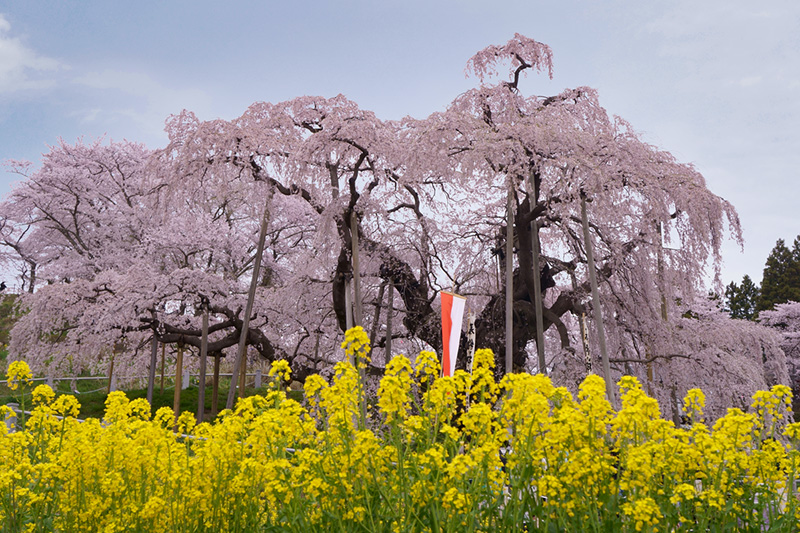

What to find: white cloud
left=0, top=14, right=64, bottom=94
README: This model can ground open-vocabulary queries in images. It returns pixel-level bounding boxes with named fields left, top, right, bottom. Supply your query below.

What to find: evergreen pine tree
left=793, top=235, right=800, bottom=266
left=757, top=237, right=800, bottom=312
left=725, top=274, right=761, bottom=320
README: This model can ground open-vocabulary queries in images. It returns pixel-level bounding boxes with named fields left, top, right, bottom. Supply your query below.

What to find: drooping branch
left=608, top=353, right=692, bottom=365
left=140, top=304, right=282, bottom=363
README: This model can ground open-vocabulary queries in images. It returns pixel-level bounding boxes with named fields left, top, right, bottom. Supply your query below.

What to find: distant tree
left=760, top=301, right=800, bottom=392
left=725, top=274, right=760, bottom=320
left=0, top=139, right=301, bottom=378
left=660, top=296, right=788, bottom=419
left=758, top=237, right=800, bottom=312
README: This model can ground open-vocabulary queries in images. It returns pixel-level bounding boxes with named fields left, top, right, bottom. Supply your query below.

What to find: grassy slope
left=2, top=379, right=303, bottom=422
left=0, top=294, right=18, bottom=362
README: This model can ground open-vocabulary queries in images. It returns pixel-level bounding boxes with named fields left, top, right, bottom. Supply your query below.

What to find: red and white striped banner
left=441, top=291, right=466, bottom=377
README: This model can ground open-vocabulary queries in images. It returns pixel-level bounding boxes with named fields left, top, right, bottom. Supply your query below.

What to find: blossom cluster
left=5, top=360, right=32, bottom=391
left=2, top=348, right=800, bottom=532
left=341, top=325, right=371, bottom=369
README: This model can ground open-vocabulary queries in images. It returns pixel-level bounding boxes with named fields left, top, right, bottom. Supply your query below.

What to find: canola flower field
left=2, top=327, right=800, bottom=532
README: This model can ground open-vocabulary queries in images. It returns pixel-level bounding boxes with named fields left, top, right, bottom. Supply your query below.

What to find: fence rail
left=1, top=371, right=269, bottom=393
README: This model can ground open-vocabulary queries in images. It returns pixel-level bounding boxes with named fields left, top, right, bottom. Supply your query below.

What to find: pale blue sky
left=1, top=0, right=798, bottom=286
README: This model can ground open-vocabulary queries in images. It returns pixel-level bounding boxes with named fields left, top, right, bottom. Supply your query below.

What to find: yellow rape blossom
left=52, top=395, right=80, bottom=418
left=621, top=496, right=662, bottom=531
left=32, top=384, right=55, bottom=406
left=1, top=356, right=798, bottom=533
left=341, top=326, right=371, bottom=368
left=269, top=359, right=292, bottom=383
left=5, top=360, right=32, bottom=390
left=378, top=355, right=412, bottom=424
left=414, top=350, right=439, bottom=386
left=683, top=388, right=705, bottom=425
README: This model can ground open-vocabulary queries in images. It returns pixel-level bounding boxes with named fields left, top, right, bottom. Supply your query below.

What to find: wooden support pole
left=173, top=343, right=184, bottom=428
left=344, top=277, right=354, bottom=332
left=369, top=281, right=386, bottom=348
left=570, top=268, right=593, bottom=373
left=531, top=219, right=547, bottom=375
left=385, top=279, right=394, bottom=366
left=350, top=210, right=363, bottom=327
left=505, top=188, right=514, bottom=375
left=147, top=311, right=158, bottom=406
left=351, top=212, right=367, bottom=428
left=198, top=301, right=209, bottom=423
left=647, top=222, right=669, bottom=394
left=239, top=355, right=247, bottom=400
left=227, top=191, right=272, bottom=410
left=159, top=343, right=166, bottom=394
left=211, top=354, right=220, bottom=418
left=656, top=222, right=669, bottom=322
left=527, top=170, right=547, bottom=375
left=495, top=254, right=501, bottom=293
left=344, top=276, right=354, bottom=366
left=106, top=347, right=116, bottom=396
left=581, top=193, right=616, bottom=405
left=671, top=384, right=681, bottom=426
left=312, top=329, right=321, bottom=367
